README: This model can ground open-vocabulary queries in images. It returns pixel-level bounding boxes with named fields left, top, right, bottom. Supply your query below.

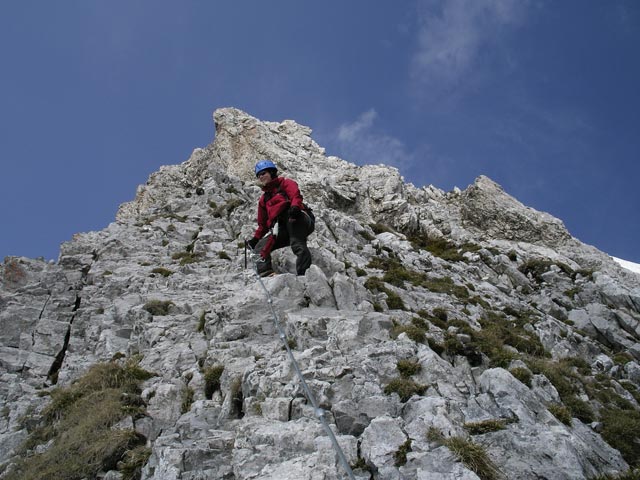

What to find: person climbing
left=246, top=160, right=315, bottom=277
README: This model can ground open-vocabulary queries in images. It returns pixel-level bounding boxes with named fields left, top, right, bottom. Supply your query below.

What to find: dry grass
left=142, top=299, right=173, bottom=316
left=397, top=359, right=422, bottom=377
left=383, top=377, right=427, bottom=402
left=464, top=419, right=510, bottom=435
left=429, top=428, right=502, bottom=480
left=443, top=435, right=503, bottom=480
left=6, top=360, right=153, bottom=480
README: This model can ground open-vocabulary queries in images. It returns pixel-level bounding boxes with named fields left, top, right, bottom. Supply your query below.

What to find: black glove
left=289, top=206, right=301, bottom=221
left=247, top=237, right=259, bottom=249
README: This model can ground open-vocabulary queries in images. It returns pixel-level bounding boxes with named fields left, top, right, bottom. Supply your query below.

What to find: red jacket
left=253, top=177, right=304, bottom=240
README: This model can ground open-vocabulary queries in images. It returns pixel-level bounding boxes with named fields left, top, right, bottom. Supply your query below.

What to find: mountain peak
left=461, top=174, right=571, bottom=245
left=1, top=109, right=638, bottom=480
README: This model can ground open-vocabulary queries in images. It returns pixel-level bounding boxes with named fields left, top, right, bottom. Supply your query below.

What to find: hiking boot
left=256, top=259, right=273, bottom=277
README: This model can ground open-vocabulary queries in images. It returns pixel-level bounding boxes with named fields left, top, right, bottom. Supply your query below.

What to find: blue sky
left=1, top=1, right=639, bottom=263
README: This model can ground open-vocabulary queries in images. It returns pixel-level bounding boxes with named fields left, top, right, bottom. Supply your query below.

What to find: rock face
left=1, top=108, right=639, bottom=480
left=460, top=175, right=572, bottom=246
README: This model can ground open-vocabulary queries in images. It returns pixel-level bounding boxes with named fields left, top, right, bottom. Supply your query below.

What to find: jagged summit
left=120, top=108, right=574, bottom=247
left=1, top=108, right=639, bottom=479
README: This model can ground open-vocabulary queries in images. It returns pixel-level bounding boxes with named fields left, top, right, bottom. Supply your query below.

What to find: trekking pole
left=244, top=240, right=247, bottom=270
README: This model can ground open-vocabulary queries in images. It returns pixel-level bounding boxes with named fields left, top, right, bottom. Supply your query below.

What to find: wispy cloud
left=334, top=109, right=415, bottom=169
left=410, top=0, right=528, bottom=97
left=611, top=3, right=636, bottom=36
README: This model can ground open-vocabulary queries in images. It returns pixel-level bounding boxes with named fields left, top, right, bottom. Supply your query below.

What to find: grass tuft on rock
left=151, top=267, right=173, bottom=277
left=443, top=435, right=502, bottom=480
left=370, top=223, right=394, bottom=235
left=428, top=428, right=502, bottom=480
left=548, top=403, right=573, bottom=426
left=203, top=365, right=225, bottom=399
left=527, top=357, right=594, bottom=423
left=509, top=367, right=533, bottom=388
left=119, top=446, right=152, bottom=480
left=464, top=419, right=510, bottom=435
left=394, top=439, right=412, bottom=466
left=407, top=235, right=467, bottom=262
left=601, top=408, right=640, bottom=468
left=365, top=256, right=472, bottom=303
left=143, top=299, right=173, bottom=316
left=181, top=387, right=195, bottom=414
left=397, top=358, right=422, bottom=377
left=364, top=276, right=406, bottom=311
left=383, top=377, right=427, bottom=402
left=590, top=469, right=640, bottom=480
left=518, top=258, right=574, bottom=283
left=171, top=251, right=203, bottom=265
left=393, top=324, right=426, bottom=343
left=8, top=360, right=153, bottom=480
left=197, top=311, right=207, bottom=332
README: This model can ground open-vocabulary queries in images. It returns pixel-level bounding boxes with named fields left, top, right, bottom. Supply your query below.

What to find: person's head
left=255, top=160, right=277, bottom=184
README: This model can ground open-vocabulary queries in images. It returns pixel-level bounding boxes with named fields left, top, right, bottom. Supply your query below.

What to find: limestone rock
left=461, top=175, right=571, bottom=245
left=360, top=415, right=407, bottom=469
left=1, top=108, right=638, bottom=480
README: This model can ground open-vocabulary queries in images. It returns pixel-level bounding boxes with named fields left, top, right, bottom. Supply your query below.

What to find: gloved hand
left=247, top=237, right=259, bottom=249
left=288, top=205, right=301, bottom=222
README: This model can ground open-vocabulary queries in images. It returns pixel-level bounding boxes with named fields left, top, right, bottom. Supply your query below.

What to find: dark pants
left=256, top=211, right=314, bottom=275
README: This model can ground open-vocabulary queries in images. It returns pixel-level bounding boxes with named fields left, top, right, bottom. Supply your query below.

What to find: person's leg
left=253, top=236, right=274, bottom=276
left=254, top=226, right=290, bottom=276
left=288, top=213, right=313, bottom=275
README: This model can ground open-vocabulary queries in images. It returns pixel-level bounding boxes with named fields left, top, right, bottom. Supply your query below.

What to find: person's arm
left=281, top=179, right=304, bottom=209
left=253, top=198, right=269, bottom=239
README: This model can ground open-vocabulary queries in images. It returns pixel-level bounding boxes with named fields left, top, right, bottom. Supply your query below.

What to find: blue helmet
left=255, top=160, right=277, bottom=177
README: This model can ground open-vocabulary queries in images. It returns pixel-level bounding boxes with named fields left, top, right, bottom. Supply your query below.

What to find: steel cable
left=248, top=251, right=356, bottom=480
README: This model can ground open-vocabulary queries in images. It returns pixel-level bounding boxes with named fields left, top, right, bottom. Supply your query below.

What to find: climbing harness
left=245, top=245, right=356, bottom=480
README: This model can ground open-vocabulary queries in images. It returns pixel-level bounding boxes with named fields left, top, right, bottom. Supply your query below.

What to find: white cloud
left=411, top=0, right=528, bottom=93
left=337, top=109, right=377, bottom=143
left=335, top=109, right=415, bottom=169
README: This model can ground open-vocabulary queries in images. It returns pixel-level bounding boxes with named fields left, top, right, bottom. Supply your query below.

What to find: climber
left=246, top=160, right=315, bottom=277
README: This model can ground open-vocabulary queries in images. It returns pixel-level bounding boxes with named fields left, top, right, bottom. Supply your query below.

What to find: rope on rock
left=247, top=248, right=356, bottom=480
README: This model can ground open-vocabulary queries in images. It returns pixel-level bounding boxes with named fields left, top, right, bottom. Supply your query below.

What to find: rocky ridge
left=1, top=108, right=639, bottom=479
